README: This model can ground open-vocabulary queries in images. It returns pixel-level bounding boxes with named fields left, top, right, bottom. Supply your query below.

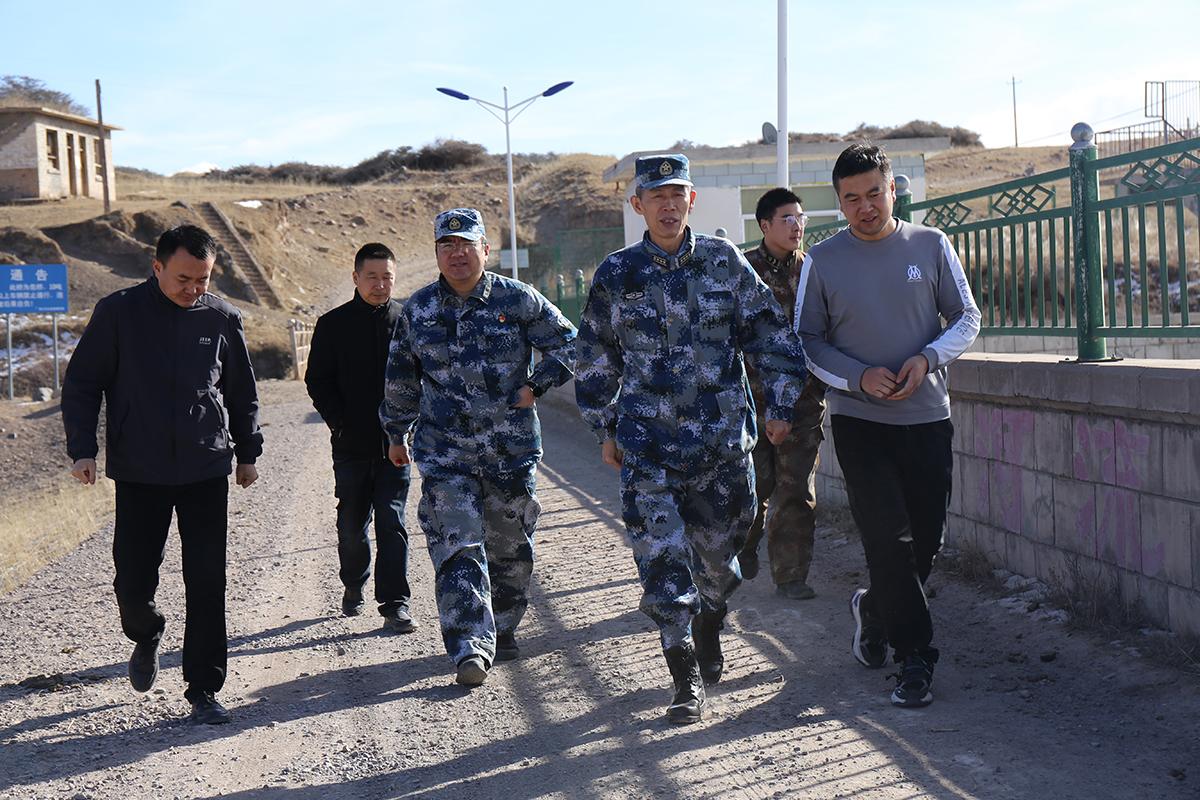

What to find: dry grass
left=0, top=478, right=114, bottom=595
left=1046, top=554, right=1200, bottom=676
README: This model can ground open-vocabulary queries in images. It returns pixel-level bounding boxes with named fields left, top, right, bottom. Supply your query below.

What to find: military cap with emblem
left=434, top=208, right=487, bottom=241
left=634, top=154, right=693, bottom=191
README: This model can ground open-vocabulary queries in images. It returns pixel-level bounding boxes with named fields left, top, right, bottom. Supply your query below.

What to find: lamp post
left=436, top=81, right=573, bottom=280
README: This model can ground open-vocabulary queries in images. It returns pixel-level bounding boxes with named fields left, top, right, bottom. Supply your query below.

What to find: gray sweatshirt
left=794, top=219, right=981, bottom=425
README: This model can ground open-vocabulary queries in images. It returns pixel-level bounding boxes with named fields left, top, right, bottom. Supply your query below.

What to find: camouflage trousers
left=621, top=452, right=756, bottom=650
left=417, top=463, right=541, bottom=666
left=743, top=382, right=827, bottom=586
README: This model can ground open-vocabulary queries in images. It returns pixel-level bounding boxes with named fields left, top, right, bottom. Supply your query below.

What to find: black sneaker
left=382, top=607, right=417, bottom=634
left=188, top=692, right=232, bottom=725
left=342, top=587, right=365, bottom=617
left=850, top=588, right=888, bottom=668
left=456, top=655, right=488, bottom=687
left=128, top=640, right=160, bottom=693
left=495, top=631, right=520, bottom=662
left=890, top=654, right=935, bottom=708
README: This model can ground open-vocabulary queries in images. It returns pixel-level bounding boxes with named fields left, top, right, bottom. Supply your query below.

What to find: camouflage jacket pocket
left=695, top=290, right=735, bottom=342
left=414, top=323, right=450, bottom=371
left=616, top=297, right=661, bottom=352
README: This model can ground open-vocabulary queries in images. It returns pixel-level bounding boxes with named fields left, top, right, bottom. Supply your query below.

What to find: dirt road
left=1, top=381, right=1198, bottom=799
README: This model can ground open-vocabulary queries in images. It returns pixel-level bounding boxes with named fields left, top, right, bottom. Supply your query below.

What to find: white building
left=603, top=137, right=950, bottom=246
left=0, top=107, right=119, bottom=201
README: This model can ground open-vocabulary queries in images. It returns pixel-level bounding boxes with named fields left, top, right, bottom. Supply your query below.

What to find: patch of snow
left=235, top=200, right=263, bottom=209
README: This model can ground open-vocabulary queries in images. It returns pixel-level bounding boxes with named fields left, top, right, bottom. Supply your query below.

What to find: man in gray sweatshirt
left=795, top=143, right=980, bottom=708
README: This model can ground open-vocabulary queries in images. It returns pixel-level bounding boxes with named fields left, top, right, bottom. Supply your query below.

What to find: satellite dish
left=762, top=122, right=778, bottom=144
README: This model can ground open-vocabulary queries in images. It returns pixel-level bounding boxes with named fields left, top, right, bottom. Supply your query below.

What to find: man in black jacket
left=305, top=242, right=414, bottom=633
left=62, top=224, right=263, bottom=725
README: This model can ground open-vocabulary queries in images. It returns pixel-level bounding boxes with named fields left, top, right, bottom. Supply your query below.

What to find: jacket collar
left=148, top=275, right=199, bottom=309
left=351, top=290, right=392, bottom=314
left=437, top=270, right=494, bottom=304
left=756, top=242, right=800, bottom=271
left=641, top=227, right=696, bottom=270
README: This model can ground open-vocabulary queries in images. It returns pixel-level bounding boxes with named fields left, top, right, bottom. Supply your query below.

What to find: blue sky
left=2, top=0, right=1195, bottom=174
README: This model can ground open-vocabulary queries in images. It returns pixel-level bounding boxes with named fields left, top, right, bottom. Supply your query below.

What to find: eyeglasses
left=436, top=240, right=480, bottom=254
left=775, top=213, right=808, bottom=228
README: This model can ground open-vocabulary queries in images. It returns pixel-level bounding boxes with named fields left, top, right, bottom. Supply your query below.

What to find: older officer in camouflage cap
left=381, top=208, right=576, bottom=687
left=576, top=155, right=807, bottom=723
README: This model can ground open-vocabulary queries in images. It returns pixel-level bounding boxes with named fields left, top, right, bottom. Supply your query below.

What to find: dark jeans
left=113, top=476, right=228, bottom=702
left=831, top=415, right=953, bottom=663
left=334, top=456, right=412, bottom=615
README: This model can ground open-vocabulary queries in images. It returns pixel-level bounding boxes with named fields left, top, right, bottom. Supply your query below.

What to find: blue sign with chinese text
left=0, top=264, right=69, bottom=313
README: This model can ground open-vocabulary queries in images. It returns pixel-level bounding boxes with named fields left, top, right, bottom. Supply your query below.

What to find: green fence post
left=894, top=174, right=912, bottom=223
left=1069, top=122, right=1107, bottom=361
left=555, top=273, right=566, bottom=310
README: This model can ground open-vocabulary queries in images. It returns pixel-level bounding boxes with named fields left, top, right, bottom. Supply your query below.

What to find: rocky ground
left=1, top=381, right=1198, bottom=800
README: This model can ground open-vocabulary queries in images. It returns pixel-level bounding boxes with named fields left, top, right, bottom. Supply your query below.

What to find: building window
left=45, top=129, right=60, bottom=170
left=93, top=138, right=103, bottom=178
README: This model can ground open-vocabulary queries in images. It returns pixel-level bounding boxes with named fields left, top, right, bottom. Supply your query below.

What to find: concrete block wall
left=968, top=334, right=1200, bottom=360
left=816, top=353, right=1200, bottom=636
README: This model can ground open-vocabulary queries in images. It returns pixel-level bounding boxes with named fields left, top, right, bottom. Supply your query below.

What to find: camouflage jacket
left=575, top=228, right=806, bottom=470
left=380, top=271, right=577, bottom=473
left=744, top=244, right=826, bottom=428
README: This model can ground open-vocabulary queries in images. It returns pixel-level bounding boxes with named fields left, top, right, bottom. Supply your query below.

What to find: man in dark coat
left=305, top=242, right=415, bottom=633
left=62, top=224, right=263, bottom=725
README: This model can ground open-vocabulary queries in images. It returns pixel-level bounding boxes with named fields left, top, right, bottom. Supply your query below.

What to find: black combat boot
left=664, top=643, right=705, bottom=724
left=692, top=608, right=725, bottom=684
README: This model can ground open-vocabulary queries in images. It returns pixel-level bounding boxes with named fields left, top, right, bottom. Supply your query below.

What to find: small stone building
left=604, top=137, right=950, bottom=246
left=0, top=107, right=119, bottom=201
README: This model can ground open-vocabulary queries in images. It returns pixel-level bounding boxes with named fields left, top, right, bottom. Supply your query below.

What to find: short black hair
left=155, top=225, right=218, bottom=264
left=832, top=142, right=892, bottom=192
left=755, top=188, right=803, bottom=224
left=354, top=242, right=395, bottom=271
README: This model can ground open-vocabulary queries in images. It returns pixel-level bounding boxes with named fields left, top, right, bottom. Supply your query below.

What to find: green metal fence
left=799, top=127, right=1200, bottom=360
left=538, top=270, right=588, bottom=326
left=523, top=226, right=622, bottom=326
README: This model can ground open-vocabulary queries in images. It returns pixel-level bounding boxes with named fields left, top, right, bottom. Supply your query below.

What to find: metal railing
left=799, top=126, right=1200, bottom=360
left=538, top=270, right=588, bottom=326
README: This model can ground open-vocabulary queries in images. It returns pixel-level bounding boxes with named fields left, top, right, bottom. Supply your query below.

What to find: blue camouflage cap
left=634, top=154, right=693, bottom=191
left=434, top=207, right=486, bottom=241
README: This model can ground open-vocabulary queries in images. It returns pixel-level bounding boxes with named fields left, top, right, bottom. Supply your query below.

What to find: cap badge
left=659, top=161, right=673, bottom=176
left=448, top=217, right=462, bottom=230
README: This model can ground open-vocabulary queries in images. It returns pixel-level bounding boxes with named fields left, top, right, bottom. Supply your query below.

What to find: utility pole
left=776, top=0, right=788, bottom=188
left=95, top=79, right=111, bottom=214
left=1011, top=76, right=1019, bottom=148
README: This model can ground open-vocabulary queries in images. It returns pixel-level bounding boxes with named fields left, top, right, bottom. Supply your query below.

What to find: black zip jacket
left=304, top=292, right=401, bottom=460
left=62, top=277, right=264, bottom=485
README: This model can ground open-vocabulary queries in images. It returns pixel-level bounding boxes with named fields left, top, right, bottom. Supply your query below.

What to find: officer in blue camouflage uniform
left=576, top=155, right=807, bottom=724
left=380, top=208, right=577, bottom=687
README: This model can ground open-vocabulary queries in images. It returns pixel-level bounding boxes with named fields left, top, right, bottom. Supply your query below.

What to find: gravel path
left=1, top=380, right=1197, bottom=799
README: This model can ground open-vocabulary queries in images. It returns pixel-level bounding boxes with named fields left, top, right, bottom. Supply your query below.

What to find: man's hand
left=388, top=442, right=411, bottom=467
left=235, top=464, right=258, bottom=488
left=71, top=458, right=97, bottom=485
left=764, top=419, right=792, bottom=446
left=888, top=354, right=929, bottom=401
left=601, top=439, right=624, bottom=470
left=860, top=366, right=900, bottom=399
left=510, top=385, right=536, bottom=409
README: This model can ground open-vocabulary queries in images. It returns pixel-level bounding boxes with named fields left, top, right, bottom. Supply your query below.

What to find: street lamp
left=436, top=81, right=573, bottom=280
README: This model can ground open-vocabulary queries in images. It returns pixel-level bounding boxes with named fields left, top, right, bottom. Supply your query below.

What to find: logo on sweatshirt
left=906, top=265, right=923, bottom=282
left=198, top=336, right=212, bottom=346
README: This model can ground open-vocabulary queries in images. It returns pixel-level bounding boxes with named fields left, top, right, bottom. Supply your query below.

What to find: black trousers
left=831, top=415, right=953, bottom=662
left=113, top=476, right=228, bottom=701
left=333, top=456, right=412, bottom=615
